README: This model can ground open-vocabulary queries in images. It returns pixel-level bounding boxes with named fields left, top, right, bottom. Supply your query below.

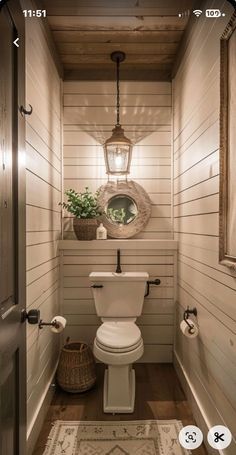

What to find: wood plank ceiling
left=41, top=0, right=195, bottom=80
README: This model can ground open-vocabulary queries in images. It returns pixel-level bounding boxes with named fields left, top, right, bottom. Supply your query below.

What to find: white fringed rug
left=43, top=420, right=191, bottom=455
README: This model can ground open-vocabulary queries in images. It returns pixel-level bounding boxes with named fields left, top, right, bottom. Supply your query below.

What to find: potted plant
left=60, top=187, right=102, bottom=240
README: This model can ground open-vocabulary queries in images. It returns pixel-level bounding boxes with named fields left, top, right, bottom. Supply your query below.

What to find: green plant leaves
left=59, top=187, right=102, bottom=219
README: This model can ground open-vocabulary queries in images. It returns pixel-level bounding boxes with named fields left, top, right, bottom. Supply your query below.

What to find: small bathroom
left=0, top=0, right=236, bottom=454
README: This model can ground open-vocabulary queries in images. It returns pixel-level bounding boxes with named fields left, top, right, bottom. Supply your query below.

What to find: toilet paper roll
left=51, top=316, right=67, bottom=333
left=180, top=318, right=199, bottom=339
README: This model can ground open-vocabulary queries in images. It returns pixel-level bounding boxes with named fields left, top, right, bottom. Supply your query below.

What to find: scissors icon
left=214, top=432, right=225, bottom=443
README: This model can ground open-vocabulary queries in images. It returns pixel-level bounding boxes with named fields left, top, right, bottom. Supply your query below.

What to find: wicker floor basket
left=57, top=339, right=96, bottom=393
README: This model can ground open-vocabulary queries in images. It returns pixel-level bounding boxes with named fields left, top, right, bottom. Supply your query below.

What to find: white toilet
left=89, top=271, right=148, bottom=413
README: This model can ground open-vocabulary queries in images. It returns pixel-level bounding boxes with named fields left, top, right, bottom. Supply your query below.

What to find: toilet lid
left=96, top=321, right=141, bottom=349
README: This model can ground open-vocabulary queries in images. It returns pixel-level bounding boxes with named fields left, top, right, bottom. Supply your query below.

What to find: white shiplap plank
left=63, top=287, right=174, bottom=300
left=64, top=94, right=172, bottom=107
left=174, top=151, right=219, bottom=194
left=26, top=231, right=61, bottom=246
left=174, top=194, right=219, bottom=217
left=174, top=213, right=219, bottom=236
left=63, top=164, right=171, bottom=180
left=63, top=144, right=172, bottom=159
left=64, top=157, right=171, bottom=166
left=63, top=264, right=174, bottom=277
left=27, top=257, right=60, bottom=286
left=26, top=123, right=61, bottom=172
left=174, top=122, right=219, bottom=178
left=62, top=253, right=174, bottom=265
left=63, top=298, right=175, bottom=315
left=64, top=178, right=171, bottom=194
left=64, top=81, right=171, bottom=95
left=64, top=106, right=171, bottom=126
left=27, top=267, right=60, bottom=308
left=26, top=171, right=61, bottom=212
left=26, top=206, right=61, bottom=232
left=174, top=175, right=219, bottom=206
left=27, top=242, right=59, bottom=271
left=26, top=143, right=61, bottom=190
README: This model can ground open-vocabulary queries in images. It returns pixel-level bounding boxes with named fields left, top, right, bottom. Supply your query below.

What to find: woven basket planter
left=57, top=340, right=96, bottom=393
left=73, top=218, right=98, bottom=240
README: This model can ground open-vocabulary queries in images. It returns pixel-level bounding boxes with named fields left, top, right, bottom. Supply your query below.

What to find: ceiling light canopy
left=104, top=51, right=133, bottom=176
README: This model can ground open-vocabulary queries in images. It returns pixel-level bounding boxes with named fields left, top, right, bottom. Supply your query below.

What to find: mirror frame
left=219, top=12, right=236, bottom=271
left=97, top=180, right=151, bottom=238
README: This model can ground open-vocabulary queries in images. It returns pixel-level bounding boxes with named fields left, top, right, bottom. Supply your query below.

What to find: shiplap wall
left=63, top=81, right=172, bottom=239
left=25, top=8, right=62, bottom=447
left=61, top=81, right=175, bottom=361
left=60, top=240, right=177, bottom=362
left=173, top=2, right=236, bottom=453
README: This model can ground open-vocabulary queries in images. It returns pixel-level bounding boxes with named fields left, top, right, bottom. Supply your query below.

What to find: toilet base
left=103, top=365, right=135, bottom=413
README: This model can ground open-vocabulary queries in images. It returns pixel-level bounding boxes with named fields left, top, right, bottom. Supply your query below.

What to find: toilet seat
left=96, top=321, right=141, bottom=352
left=93, top=336, right=144, bottom=366
left=96, top=338, right=142, bottom=353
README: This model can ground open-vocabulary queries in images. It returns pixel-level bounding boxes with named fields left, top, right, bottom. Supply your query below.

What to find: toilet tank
left=89, top=272, right=149, bottom=317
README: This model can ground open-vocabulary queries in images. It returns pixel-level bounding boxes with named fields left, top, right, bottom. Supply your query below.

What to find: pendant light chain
left=104, top=51, right=132, bottom=175
left=116, top=57, right=120, bottom=126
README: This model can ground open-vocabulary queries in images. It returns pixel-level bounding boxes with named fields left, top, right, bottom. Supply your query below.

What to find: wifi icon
left=193, top=9, right=203, bottom=17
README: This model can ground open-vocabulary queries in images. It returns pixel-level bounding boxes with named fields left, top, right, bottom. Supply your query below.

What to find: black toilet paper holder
left=183, top=307, right=197, bottom=334
left=39, top=319, right=60, bottom=330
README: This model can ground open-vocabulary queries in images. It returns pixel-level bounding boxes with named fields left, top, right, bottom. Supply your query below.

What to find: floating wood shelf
left=59, top=239, right=178, bottom=250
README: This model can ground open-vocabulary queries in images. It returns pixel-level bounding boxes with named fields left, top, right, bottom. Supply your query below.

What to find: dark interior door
left=0, top=2, right=26, bottom=454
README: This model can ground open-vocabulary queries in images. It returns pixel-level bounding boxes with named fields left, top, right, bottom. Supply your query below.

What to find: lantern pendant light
left=104, top=51, right=133, bottom=176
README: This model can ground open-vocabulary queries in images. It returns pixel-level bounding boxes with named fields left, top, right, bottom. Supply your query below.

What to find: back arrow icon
left=13, top=38, right=19, bottom=47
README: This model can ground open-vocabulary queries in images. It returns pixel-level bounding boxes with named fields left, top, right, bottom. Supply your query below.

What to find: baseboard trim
left=27, top=362, right=58, bottom=455
left=173, top=350, right=229, bottom=455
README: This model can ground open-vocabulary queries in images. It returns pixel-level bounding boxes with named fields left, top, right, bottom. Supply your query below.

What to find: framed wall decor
left=219, top=12, right=236, bottom=270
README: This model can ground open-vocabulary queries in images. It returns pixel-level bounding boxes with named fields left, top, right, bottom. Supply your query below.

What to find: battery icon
left=205, top=9, right=225, bottom=17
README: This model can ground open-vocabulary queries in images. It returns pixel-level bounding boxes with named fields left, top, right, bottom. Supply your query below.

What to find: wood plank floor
left=33, top=363, right=208, bottom=455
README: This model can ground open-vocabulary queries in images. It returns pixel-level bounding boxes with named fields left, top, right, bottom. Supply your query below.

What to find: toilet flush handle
left=144, top=278, right=161, bottom=297
left=91, top=284, right=104, bottom=288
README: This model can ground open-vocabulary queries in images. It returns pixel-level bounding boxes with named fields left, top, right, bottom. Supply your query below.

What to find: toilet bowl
left=89, top=271, right=148, bottom=413
left=94, top=321, right=144, bottom=361
left=93, top=321, right=144, bottom=413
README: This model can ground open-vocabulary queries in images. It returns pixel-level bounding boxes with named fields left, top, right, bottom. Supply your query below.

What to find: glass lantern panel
left=106, top=144, right=130, bottom=174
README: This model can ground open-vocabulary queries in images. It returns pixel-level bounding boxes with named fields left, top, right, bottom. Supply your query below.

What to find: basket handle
left=66, top=336, right=70, bottom=344
left=79, top=343, right=84, bottom=352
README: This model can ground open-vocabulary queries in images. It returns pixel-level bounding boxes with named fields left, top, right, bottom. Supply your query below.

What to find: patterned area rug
left=43, top=420, right=191, bottom=455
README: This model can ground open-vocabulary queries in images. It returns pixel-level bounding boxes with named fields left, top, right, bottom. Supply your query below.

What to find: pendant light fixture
left=104, top=51, right=133, bottom=176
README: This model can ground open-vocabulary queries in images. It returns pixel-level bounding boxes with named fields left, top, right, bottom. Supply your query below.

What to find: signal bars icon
left=178, top=10, right=190, bottom=18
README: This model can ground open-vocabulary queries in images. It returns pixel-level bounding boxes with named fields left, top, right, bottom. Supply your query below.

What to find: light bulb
left=115, top=153, right=123, bottom=167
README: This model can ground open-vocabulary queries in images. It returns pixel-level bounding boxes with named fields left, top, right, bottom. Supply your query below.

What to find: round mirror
left=106, top=195, right=138, bottom=225
left=97, top=180, right=151, bottom=239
